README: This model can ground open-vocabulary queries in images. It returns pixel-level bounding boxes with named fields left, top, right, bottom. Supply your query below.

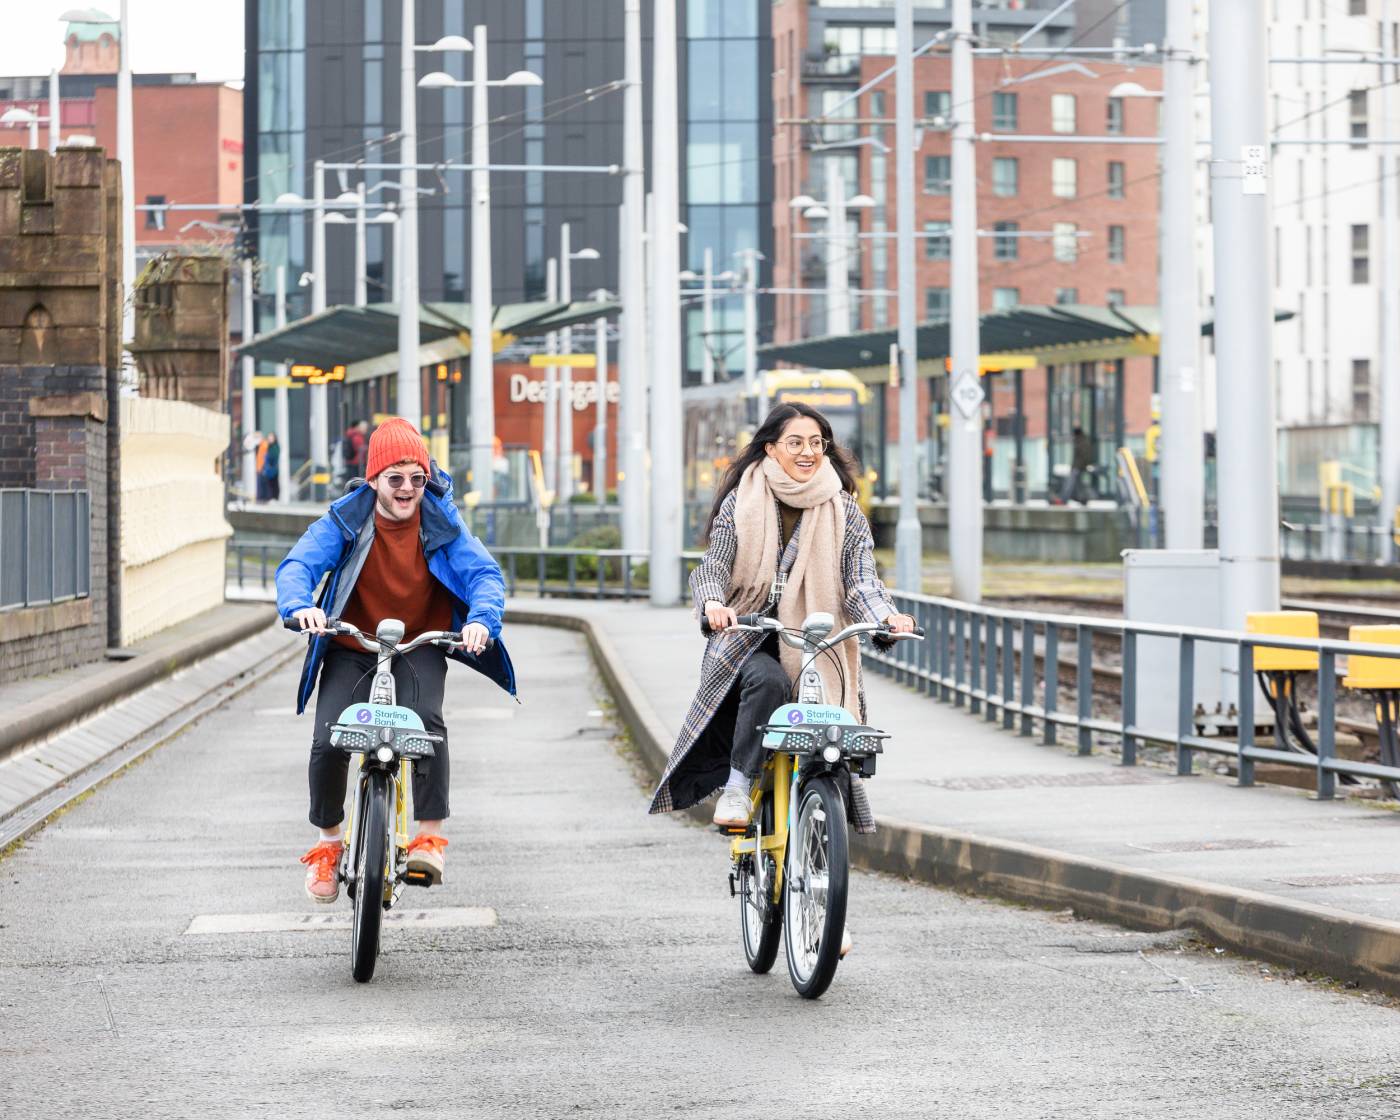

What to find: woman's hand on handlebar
left=293, top=607, right=331, bottom=634
left=885, top=612, right=917, bottom=634
left=459, top=622, right=490, bottom=655
left=704, top=601, right=738, bottom=633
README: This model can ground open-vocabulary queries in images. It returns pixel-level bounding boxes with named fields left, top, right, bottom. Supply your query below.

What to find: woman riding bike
left=648, top=402, right=915, bottom=844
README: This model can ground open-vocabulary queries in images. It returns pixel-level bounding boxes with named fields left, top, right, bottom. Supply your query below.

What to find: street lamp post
left=619, top=0, right=647, bottom=556
left=650, top=0, right=683, bottom=605
left=241, top=256, right=256, bottom=499
left=118, top=0, right=135, bottom=379
left=544, top=258, right=559, bottom=503
left=558, top=222, right=601, bottom=504
left=419, top=33, right=542, bottom=500
left=736, top=249, right=763, bottom=402
left=789, top=189, right=873, bottom=339
left=274, top=265, right=292, bottom=502
left=590, top=288, right=613, bottom=505
left=0, top=108, right=43, bottom=150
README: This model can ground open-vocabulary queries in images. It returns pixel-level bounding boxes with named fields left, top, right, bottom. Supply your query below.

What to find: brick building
left=770, top=0, right=1163, bottom=498
left=0, top=145, right=123, bottom=680
left=0, top=11, right=242, bottom=265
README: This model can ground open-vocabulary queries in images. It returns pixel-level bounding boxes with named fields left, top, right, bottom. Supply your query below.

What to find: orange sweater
left=335, top=508, right=455, bottom=649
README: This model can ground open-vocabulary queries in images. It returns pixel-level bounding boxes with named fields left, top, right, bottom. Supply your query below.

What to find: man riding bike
left=275, top=417, right=516, bottom=903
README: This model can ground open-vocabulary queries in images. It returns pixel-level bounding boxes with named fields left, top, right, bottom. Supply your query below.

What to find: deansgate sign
left=508, top=373, right=619, bottom=412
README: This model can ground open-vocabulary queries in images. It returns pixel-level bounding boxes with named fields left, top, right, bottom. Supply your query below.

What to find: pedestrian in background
left=340, top=419, right=369, bottom=485
left=260, top=432, right=281, bottom=502
left=1061, top=426, right=1095, bottom=504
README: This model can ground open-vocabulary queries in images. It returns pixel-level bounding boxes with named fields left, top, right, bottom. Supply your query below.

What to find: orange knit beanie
left=366, top=417, right=430, bottom=480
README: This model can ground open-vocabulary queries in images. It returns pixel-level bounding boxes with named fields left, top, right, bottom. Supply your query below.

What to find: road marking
left=183, top=907, right=498, bottom=934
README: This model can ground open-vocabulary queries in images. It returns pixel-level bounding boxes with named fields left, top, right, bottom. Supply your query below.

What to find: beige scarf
left=727, top=458, right=861, bottom=717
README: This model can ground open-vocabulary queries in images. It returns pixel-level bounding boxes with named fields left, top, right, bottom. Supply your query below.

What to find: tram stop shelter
left=235, top=297, right=618, bottom=471
left=758, top=303, right=1281, bottom=506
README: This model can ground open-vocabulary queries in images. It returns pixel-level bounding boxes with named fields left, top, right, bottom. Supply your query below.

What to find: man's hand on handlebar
left=704, top=600, right=738, bottom=633
left=458, top=622, right=490, bottom=655
left=292, top=607, right=331, bottom=634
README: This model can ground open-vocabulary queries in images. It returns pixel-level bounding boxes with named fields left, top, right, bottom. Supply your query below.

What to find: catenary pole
left=1159, top=0, right=1205, bottom=548
left=117, top=0, right=135, bottom=379
left=1381, top=1, right=1400, bottom=562
left=738, top=248, right=760, bottom=402
left=310, top=159, right=328, bottom=495
left=595, top=313, right=608, bottom=502
left=619, top=0, right=647, bottom=556
left=353, top=182, right=368, bottom=307
left=701, top=247, right=716, bottom=385
left=397, top=0, right=421, bottom=425
left=945, top=0, right=983, bottom=600
left=825, top=158, right=850, bottom=336
left=650, top=0, right=683, bottom=605
left=274, top=266, right=292, bottom=501
left=241, top=257, right=257, bottom=499
left=48, top=69, right=59, bottom=154
left=895, top=0, right=929, bottom=593
left=470, top=22, right=497, bottom=501
left=1208, top=0, right=1279, bottom=626
left=559, top=223, right=575, bottom=504
left=544, top=258, right=559, bottom=500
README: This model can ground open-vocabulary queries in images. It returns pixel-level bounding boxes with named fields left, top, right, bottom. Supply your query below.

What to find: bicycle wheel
left=739, top=793, right=782, bottom=974
left=351, top=769, right=391, bottom=983
left=784, top=775, right=848, bottom=1000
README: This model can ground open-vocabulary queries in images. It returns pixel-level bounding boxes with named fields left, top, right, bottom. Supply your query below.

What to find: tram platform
left=508, top=598, right=1400, bottom=995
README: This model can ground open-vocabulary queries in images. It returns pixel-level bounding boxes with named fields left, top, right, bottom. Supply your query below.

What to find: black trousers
left=729, top=636, right=793, bottom=779
left=308, top=644, right=451, bottom=828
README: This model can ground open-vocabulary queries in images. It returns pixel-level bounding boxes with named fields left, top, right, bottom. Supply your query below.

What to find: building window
left=1052, top=158, right=1077, bottom=198
left=926, top=286, right=950, bottom=320
left=1051, top=93, right=1077, bottom=133
left=924, top=154, right=950, bottom=194
left=1053, top=222, right=1078, bottom=262
left=145, top=195, right=166, bottom=231
left=924, top=220, right=950, bottom=260
left=1106, top=96, right=1124, bottom=134
left=994, top=221, right=1019, bottom=260
left=924, top=90, right=951, bottom=121
left=993, top=287, right=1020, bottom=310
left=1353, top=223, right=1370, bottom=283
left=1350, top=0, right=1366, bottom=14
left=1055, top=287, right=1079, bottom=305
left=1107, top=288, right=1126, bottom=307
left=1108, top=161, right=1125, bottom=199
left=992, top=91, right=1018, bottom=131
left=992, top=157, right=1018, bottom=197
left=1108, top=224, right=1126, bottom=263
left=1354, top=358, right=1372, bottom=418
left=1350, top=90, right=1369, bottom=145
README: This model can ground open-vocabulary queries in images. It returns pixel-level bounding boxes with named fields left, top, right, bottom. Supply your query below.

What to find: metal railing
left=0, top=489, right=91, bottom=610
left=1280, top=521, right=1391, bottom=565
left=864, top=590, right=1400, bottom=800
left=226, top=542, right=707, bottom=604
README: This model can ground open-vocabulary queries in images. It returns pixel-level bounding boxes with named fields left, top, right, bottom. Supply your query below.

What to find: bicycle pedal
left=403, top=869, right=435, bottom=887
left=716, top=824, right=750, bottom=836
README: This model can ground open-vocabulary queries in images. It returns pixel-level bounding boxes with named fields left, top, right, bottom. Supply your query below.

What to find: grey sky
left=0, top=1, right=244, bottom=83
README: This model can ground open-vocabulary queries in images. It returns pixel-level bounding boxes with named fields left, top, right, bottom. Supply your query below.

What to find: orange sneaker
left=406, top=833, right=448, bottom=886
left=300, top=840, right=343, bottom=903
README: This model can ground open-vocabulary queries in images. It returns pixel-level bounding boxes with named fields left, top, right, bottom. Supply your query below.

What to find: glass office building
left=244, top=0, right=773, bottom=385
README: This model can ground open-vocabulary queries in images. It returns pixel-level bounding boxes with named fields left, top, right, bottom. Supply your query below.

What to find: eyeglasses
left=383, top=472, right=428, bottom=490
left=778, top=435, right=828, bottom=455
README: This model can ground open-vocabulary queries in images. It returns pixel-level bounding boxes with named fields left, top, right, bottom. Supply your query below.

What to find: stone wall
left=130, top=253, right=230, bottom=409
left=119, top=397, right=232, bottom=644
left=0, top=146, right=121, bottom=681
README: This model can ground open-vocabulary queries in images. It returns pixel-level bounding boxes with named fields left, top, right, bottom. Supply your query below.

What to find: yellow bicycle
left=714, top=612, right=923, bottom=999
left=288, top=617, right=464, bottom=982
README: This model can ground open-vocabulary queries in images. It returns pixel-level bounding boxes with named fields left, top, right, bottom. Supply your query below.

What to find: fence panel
left=0, top=488, right=90, bottom=610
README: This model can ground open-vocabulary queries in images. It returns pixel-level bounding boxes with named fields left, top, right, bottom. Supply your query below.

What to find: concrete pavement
left=509, top=599, right=1400, bottom=995
left=6, top=623, right=1400, bottom=1117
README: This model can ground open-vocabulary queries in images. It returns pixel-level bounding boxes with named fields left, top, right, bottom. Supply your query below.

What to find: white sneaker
left=840, top=925, right=853, bottom=959
left=712, top=788, right=752, bottom=828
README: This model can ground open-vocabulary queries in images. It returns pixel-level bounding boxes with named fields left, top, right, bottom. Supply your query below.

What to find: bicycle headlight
left=822, top=745, right=842, bottom=764
left=376, top=746, right=395, bottom=764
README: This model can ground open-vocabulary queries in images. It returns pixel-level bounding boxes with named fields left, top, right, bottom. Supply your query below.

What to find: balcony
left=803, top=52, right=862, bottom=80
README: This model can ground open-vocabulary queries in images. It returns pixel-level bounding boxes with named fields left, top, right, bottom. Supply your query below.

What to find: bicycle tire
left=784, top=775, right=849, bottom=1000
left=351, top=769, right=391, bottom=983
left=739, top=792, right=782, bottom=974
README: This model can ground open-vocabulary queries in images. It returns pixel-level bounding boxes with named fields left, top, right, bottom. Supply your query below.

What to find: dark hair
left=702, top=402, right=859, bottom=542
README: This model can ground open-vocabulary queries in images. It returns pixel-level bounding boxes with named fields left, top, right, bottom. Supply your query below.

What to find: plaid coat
left=648, top=489, right=896, bottom=832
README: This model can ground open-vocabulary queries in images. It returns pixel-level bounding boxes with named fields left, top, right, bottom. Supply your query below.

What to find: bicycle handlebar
left=700, top=612, right=925, bottom=646
left=283, top=616, right=493, bottom=654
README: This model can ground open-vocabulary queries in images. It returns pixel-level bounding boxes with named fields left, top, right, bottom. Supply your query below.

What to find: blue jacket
left=275, top=471, right=516, bottom=714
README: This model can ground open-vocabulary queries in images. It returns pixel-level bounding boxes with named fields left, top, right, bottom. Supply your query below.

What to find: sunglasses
left=383, top=472, right=428, bottom=490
